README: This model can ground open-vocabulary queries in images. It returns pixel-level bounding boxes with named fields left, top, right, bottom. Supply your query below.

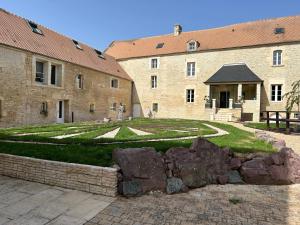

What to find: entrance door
left=57, top=100, right=64, bottom=123
left=220, top=91, right=230, bottom=108
left=133, top=104, right=141, bottom=118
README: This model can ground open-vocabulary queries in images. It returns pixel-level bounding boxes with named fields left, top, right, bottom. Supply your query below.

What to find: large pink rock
left=240, top=148, right=300, bottom=185
left=113, top=147, right=166, bottom=196
left=165, top=138, right=232, bottom=188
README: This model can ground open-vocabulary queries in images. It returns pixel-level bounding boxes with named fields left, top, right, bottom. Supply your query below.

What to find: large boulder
left=240, top=148, right=300, bottom=184
left=165, top=138, right=232, bottom=188
left=113, top=148, right=166, bottom=196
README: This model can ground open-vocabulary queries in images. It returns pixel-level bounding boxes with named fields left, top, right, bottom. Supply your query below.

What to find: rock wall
left=0, top=153, right=118, bottom=197
left=114, top=138, right=300, bottom=196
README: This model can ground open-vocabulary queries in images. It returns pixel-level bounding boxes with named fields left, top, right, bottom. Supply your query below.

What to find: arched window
left=75, top=74, right=83, bottom=89
left=273, top=50, right=282, bottom=66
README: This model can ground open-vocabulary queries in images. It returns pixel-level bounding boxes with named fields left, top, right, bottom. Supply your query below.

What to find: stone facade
left=0, top=153, right=118, bottom=196
left=119, top=43, right=300, bottom=121
left=0, top=45, right=132, bottom=127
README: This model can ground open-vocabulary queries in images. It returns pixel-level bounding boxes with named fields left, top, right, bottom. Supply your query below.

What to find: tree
left=283, top=80, right=300, bottom=113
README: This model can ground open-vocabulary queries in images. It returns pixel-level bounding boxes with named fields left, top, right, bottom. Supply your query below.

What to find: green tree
left=283, top=80, right=300, bottom=113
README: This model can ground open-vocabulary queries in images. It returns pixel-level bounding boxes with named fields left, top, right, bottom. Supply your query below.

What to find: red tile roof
left=0, top=9, right=131, bottom=80
left=106, top=15, right=300, bottom=60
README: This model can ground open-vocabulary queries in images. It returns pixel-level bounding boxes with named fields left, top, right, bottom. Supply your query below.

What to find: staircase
left=214, top=109, right=233, bottom=122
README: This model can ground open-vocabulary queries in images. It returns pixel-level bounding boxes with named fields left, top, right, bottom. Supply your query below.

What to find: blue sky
left=1, top=0, right=300, bottom=50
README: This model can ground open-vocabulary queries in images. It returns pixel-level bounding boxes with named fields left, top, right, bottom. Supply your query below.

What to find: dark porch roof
left=204, top=64, right=263, bottom=84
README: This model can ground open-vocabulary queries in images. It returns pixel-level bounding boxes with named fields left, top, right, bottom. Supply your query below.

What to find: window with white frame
left=187, top=62, right=196, bottom=76
left=150, top=58, right=158, bottom=69
left=186, top=89, right=195, bottom=103
left=273, top=50, right=282, bottom=66
left=76, top=74, right=84, bottom=89
left=153, top=103, right=158, bottom=112
left=35, top=61, right=45, bottom=83
left=151, top=75, right=157, bottom=88
left=111, top=79, right=119, bottom=88
left=271, top=84, right=282, bottom=102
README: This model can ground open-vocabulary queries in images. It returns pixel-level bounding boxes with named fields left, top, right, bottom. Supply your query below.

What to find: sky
left=1, top=0, right=300, bottom=51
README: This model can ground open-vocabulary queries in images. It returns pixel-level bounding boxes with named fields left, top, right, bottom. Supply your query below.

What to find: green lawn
left=244, top=122, right=298, bottom=131
left=0, top=119, right=275, bottom=167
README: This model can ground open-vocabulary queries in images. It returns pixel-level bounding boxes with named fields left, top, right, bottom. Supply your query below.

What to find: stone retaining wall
left=0, top=153, right=118, bottom=197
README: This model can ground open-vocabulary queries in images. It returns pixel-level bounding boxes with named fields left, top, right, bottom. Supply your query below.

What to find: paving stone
left=87, top=184, right=300, bottom=225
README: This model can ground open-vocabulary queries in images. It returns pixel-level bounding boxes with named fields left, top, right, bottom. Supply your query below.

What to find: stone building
left=106, top=16, right=300, bottom=122
left=1, top=8, right=300, bottom=127
left=0, top=9, right=132, bottom=127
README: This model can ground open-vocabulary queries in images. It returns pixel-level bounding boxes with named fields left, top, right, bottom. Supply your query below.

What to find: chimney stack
left=174, top=24, right=182, bottom=36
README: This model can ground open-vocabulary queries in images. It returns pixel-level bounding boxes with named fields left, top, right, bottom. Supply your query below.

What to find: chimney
left=174, top=24, right=182, bottom=36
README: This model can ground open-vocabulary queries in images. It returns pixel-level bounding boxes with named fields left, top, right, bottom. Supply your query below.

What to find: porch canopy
left=204, top=64, right=263, bottom=84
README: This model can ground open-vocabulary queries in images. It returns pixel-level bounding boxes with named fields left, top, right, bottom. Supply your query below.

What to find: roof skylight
left=72, top=40, right=82, bottom=50
left=27, top=20, right=43, bottom=35
left=95, top=49, right=105, bottom=59
left=274, top=27, right=285, bottom=34
left=156, top=43, right=164, bottom=49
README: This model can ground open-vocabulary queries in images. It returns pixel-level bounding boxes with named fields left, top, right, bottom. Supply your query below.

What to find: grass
left=0, top=119, right=275, bottom=166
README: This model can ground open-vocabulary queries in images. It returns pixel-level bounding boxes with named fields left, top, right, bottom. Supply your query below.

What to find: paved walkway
left=0, top=176, right=115, bottom=225
left=225, top=122, right=300, bottom=154
left=1, top=176, right=300, bottom=225
left=86, top=184, right=300, bottom=225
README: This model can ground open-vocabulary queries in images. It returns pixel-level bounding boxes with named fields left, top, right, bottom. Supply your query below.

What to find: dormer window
left=72, top=40, right=82, bottom=50
left=95, top=49, right=105, bottom=59
left=187, top=40, right=198, bottom=52
left=27, top=21, right=43, bottom=35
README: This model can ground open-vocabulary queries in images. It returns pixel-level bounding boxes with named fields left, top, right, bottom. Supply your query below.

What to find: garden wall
left=0, top=153, right=118, bottom=197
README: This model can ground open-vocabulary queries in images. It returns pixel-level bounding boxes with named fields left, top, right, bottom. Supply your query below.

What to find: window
left=273, top=50, right=282, bottom=66
left=274, top=28, right=285, bottom=34
left=72, top=40, right=82, bottom=50
left=51, top=65, right=56, bottom=85
left=90, top=104, right=95, bottom=113
left=111, top=102, right=117, bottom=111
left=151, top=75, right=157, bottom=88
left=271, top=85, right=282, bottom=102
left=40, top=102, right=48, bottom=115
left=95, top=49, right=105, bottom=59
left=76, top=75, right=83, bottom=89
left=294, top=113, right=300, bottom=119
left=150, top=58, right=158, bottom=69
left=156, top=43, right=164, bottom=49
left=187, top=62, right=196, bottom=76
left=111, top=79, right=119, bottom=88
left=35, top=61, right=44, bottom=83
left=0, top=99, right=2, bottom=118
left=27, top=21, right=43, bottom=35
left=187, top=41, right=197, bottom=52
left=153, top=103, right=158, bottom=112
left=186, top=89, right=195, bottom=103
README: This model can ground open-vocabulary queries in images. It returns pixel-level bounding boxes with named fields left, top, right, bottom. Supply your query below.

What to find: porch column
left=206, top=85, right=210, bottom=98
left=229, top=99, right=233, bottom=109
left=238, top=84, right=242, bottom=101
left=254, top=83, right=261, bottom=122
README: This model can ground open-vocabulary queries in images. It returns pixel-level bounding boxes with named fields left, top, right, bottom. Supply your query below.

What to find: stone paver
left=128, top=127, right=152, bottom=136
left=226, top=122, right=300, bottom=154
left=0, top=176, right=115, bottom=225
left=86, top=184, right=300, bottom=225
left=94, top=128, right=120, bottom=139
